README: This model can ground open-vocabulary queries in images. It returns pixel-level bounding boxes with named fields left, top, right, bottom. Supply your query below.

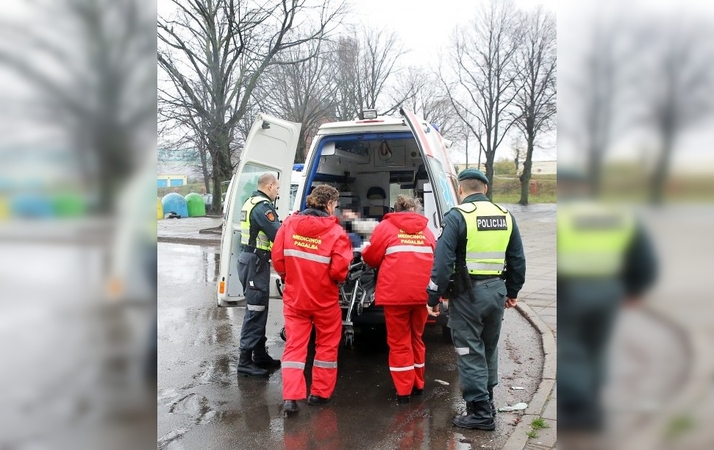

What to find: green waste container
left=52, top=192, right=85, bottom=217
left=185, top=193, right=206, bottom=217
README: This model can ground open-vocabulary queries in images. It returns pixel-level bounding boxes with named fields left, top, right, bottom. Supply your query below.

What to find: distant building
left=529, top=161, right=557, bottom=175
left=157, top=174, right=187, bottom=188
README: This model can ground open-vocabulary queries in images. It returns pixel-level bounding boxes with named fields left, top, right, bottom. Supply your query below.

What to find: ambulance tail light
left=219, top=279, right=225, bottom=294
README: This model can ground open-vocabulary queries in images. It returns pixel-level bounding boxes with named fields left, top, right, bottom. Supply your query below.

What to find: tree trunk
left=519, top=135, right=535, bottom=205
left=209, top=128, right=234, bottom=213
left=588, top=143, right=603, bottom=197
left=211, top=157, right=223, bottom=215
left=650, top=129, right=674, bottom=205
left=484, top=153, right=495, bottom=201
left=295, top=129, right=307, bottom=163
left=199, top=145, right=211, bottom=193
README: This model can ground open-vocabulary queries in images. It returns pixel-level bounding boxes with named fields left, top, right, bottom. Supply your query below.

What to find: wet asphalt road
left=158, top=242, right=543, bottom=449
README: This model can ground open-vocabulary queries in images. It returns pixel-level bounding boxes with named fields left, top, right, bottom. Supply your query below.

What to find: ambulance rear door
left=217, top=114, right=301, bottom=306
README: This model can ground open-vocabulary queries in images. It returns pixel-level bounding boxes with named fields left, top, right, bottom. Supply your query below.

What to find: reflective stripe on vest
left=454, top=202, right=513, bottom=276
left=558, top=203, right=635, bottom=277
left=283, top=248, right=331, bottom=264
left=384, top=245, right=434, bottom=255
left=239, top=196, right=272, bottom=250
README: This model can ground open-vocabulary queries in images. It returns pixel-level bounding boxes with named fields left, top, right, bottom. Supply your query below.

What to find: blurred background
left=0, top=0, right=157, bottom=449
left=558, top=0, right=714, bottom=449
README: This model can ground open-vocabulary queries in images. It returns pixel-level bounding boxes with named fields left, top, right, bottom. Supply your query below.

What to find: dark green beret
left=458, top=168, right=489, bottom=184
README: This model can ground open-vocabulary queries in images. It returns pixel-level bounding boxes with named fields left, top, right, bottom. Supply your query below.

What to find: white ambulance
left=216, top=109, right=458, bottom=333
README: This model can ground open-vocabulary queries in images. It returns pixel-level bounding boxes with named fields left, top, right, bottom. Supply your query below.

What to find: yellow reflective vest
left=454, top=201, right=513, bottom=276
left=239, top=196, right=272, bottom=250
left=558, top=202, right=635, bottom=277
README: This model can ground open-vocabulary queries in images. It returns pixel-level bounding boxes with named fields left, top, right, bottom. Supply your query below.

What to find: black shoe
left=452, top=400, right=496, bottom=430
left=283, top=400, right=299, bottom=415
left=237, top=350, right=269, bottom=377
left=411, top=387, right=424, bottom=396
left=253, top=341, right=282, bottom=369
left=397, top=395, right=411, bottom=404
left=307, top=394, right=330, bottom=406
left=253, top=352, right=281, bottom=369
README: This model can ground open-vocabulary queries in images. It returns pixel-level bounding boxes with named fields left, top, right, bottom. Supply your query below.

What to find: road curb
left=501, top=301, right=556, bottom=450
left=619, top=303, right=712, bottom=449
left=158, top=235, right=221, bottom=245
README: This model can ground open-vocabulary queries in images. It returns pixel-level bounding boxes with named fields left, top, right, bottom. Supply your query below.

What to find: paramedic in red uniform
left=362, top=195, right=436, bottom=404
left=272, top=185, right=352, bottom=415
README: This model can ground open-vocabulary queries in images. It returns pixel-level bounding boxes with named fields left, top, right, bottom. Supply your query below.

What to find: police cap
left=457, top=168, right=489, bottom=184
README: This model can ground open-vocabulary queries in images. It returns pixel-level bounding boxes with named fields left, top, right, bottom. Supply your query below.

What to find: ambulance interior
left=299, top=135, right=441, bottom=246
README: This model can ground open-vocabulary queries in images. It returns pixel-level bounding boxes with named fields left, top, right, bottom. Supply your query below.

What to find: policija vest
left=240, top=196, right=272, bottom=251
left=453, top=201, right=513, bottom=276
left=558, top=203, right=635, bottom=277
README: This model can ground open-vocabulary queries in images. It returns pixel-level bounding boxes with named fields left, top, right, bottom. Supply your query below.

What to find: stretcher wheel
left=280, top=327, right=287, bottom=341
left=342, top=326, right=354, bottom=349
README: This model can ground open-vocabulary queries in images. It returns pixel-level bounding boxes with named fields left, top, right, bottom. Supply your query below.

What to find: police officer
left=426, top=168, right=526, bottom=430
left=557, top=170, right=657, bottom=433
left=237, top=173, right=282, bottom=377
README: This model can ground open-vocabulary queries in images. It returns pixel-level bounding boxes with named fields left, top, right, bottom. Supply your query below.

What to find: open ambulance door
left=400, top=108, right=459, bottom=236
left=217, top=114, right=300, bottom=306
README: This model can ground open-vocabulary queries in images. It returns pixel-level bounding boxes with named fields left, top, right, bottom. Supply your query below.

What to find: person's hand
left=505, top=297, right=517, bottom=309
left=426, top=304, right=440, bottom=317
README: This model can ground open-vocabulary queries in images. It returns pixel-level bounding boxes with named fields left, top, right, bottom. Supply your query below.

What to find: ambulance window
left=231, top=164, right=276, bottom=224
left=289, top=183, right=298, bottom=211
left=427, top=156, right=458, bottom=211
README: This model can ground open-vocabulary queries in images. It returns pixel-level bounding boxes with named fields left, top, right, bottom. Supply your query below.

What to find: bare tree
left=158, top=92, right=213, bottom=191
left=392, top=67, right=463, bottom=138
left=638, top=14, right=714, bottom=204
left=0, top=0, right=155, bottom=212
left=330, top=25, right=406, bottom=119
left=510, top=136, right=526, bottom=174
left=256, top=37, right=337, bottom=162
left=560, top=11, right=644, bottom=197
left=158, top=0, right=345, bottom=212
left=441, top=0, right=522, bottom=199
left=512, top=7, right=556, bottom=205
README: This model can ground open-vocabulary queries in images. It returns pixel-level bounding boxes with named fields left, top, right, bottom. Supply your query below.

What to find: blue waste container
left=161, top=193, right=188, bottom=218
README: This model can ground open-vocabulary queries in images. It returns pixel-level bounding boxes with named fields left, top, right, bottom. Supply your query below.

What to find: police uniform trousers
left=383, top=305, right=428, bottom=396
left=558, top=279, right=623, bottom=428
left=448, top=277, right=507, bottom=403
left=237, top=251, right=271, bottom=352
left=281, top=303, right=342, bottom=400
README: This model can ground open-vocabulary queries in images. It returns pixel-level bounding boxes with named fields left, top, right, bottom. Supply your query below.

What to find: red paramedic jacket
left=272, top=209, right=353, bottom=310
left=362, top=212, right=436, bottom=306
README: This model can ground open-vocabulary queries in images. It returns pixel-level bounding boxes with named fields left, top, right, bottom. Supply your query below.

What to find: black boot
left=488, top=387, right=497, bottom=416
left=237, top=350, right=269, bottom=377
left=283, top=400, right=299, bottom=415
left=253, top=340, right=281, bottom=369
left=452, top=400, right=496, bottom=430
